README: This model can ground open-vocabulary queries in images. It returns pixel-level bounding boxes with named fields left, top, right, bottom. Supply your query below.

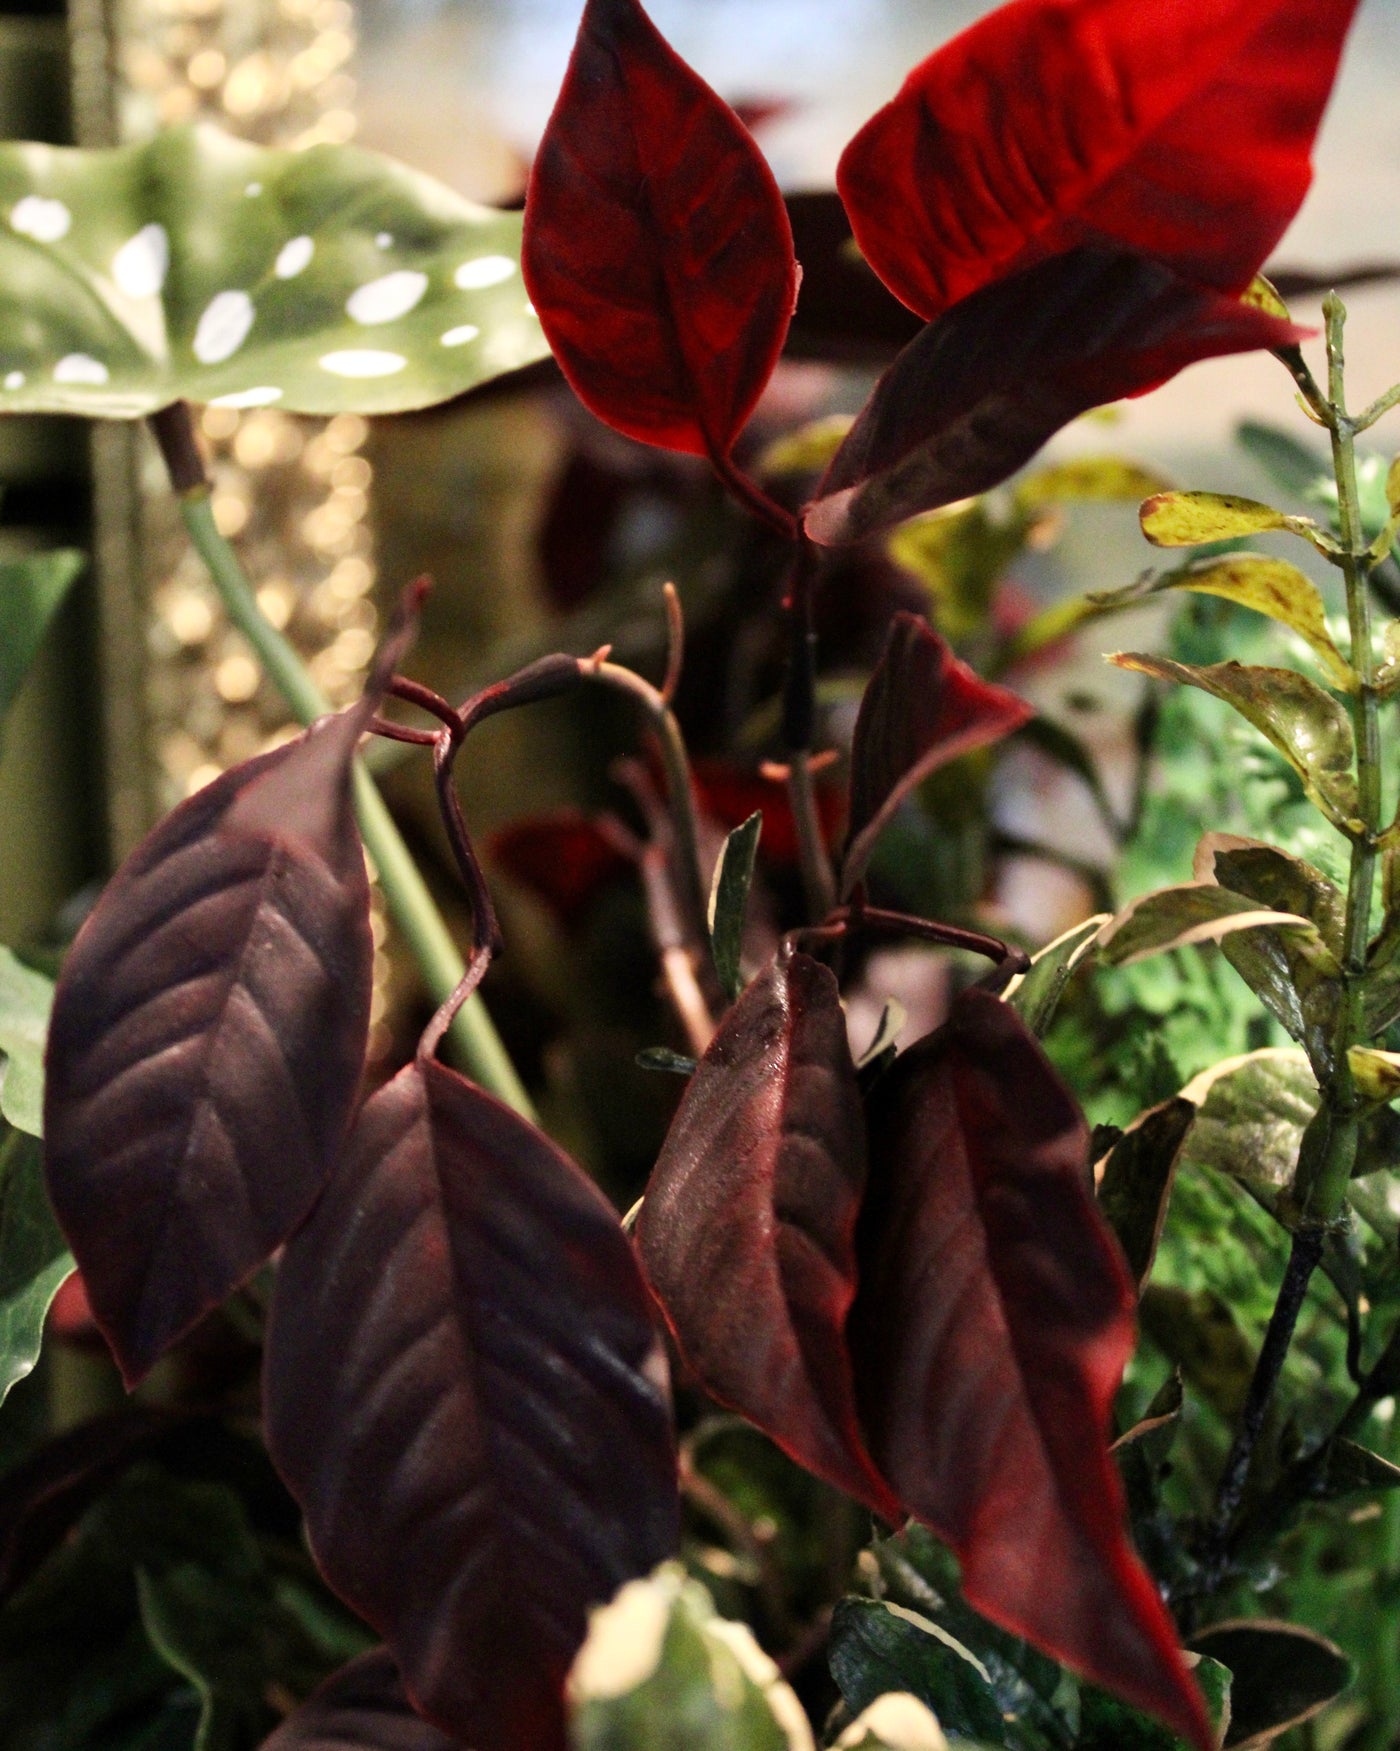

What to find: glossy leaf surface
left=637, top=952, right=899, bottom=1519
left=0, top=550, right=84, bottom=731
left=260, top=1649, right=459, bottom=1751
left=44, top=703, right=375, bottom=1385
left=852, top=990, right=1210, bottom=1751
left=266, top=1056, right=679, bottom=1750
left=1110, top=655, right=1360, bottom=831
left=805, top=249, right=1301, bottom=546
left=0, top=125, right=545, bottom=416
left=0, top=1127, right=72, bottom=1405
left=523, top=0, right=798, bottom=459
left=570, top=1564, right=813, bottom=1751
left=1091, top=557, right=1354, bottom=693
left=829, top=1598, right=1006, bottom=1744
left=844, top=613, right=1032, bottom=894
left=836, top=0, right=1359, bottom=321
left=0, top=948, right=52, bottom=1138
left=708, top=811, right=762, bottom=1003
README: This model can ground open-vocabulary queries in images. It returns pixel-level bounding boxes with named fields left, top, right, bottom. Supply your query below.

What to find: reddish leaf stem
left=709, top=450, right=800, bottom=542
left=780, top=539, right=838, bottom=922
left=791, top=903, right=1027, bottom=972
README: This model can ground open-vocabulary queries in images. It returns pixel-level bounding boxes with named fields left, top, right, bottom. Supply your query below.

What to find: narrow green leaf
left=1095, top=1098, right=1196, bottom=1288
left=1108, top=655, right=1361, bottom=831
left=636, top=1047, right=698, bottom=1076
left=1093, top=557, right=1353, bottom=692
left=829, top=1598, right=1006, bottom=1746
left=0, top=125, right=548, bottom=417
left=136, top=1565, right=267, bottom=1751
left=571, top=1564, right=812, bottom=1751
left=1140, top=491, right=1291, bottom=546
left=1387, top=453, right=1400, bottom=519
left=0, top=1126, right=73, bottom=1404
left=708, top=811, right=762, bottom=1003
left=1097, top=883, right=1320, bottom=967
left=1002, top=913, right=1109, bottom=1035
left=0, top=948, right=53, bottom=1137
left=1015, top=456, right=1172, bottom=508
left=0, top=550, right=84, bottom=732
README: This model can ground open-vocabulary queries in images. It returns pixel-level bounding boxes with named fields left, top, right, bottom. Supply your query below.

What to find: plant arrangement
left=1, top=0, right=1399, bottom=1747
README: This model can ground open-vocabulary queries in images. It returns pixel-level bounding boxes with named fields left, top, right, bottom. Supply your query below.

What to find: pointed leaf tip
left=523, top=0, right=798, bottom=459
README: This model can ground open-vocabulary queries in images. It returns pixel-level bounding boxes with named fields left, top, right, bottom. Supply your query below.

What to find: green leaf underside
left=0, top=946, right=53, bottom=1136
left=708, top=812, right=761, bottom=1004
left=0, top=125, right=547, bottom=417
left=1091, top=557, right=1354, bottom=692
left=1097, top=883, right=1324, bottom=967
left=1110, top=655, right=1361, bottom=830
left=0, top=1126, right=73, bottom=1405
left=0, top=549, right=85, bottom=729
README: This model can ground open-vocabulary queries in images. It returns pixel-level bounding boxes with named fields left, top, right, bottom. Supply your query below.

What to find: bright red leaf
left=264, top=1056, right=679, bottom=1751
left=804, top=246, right=1306, bottom=547
left=523, top=0, right=799, bottom=460
left=843, top=612, right=1033, bottom=895
left=637, top=950, right=901, bottom=1521
left=837, top=0, right=1361, bottom=321
left=852, top=989, right=1211, bottom=1751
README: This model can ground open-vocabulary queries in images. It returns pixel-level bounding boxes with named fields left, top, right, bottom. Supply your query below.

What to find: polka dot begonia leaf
left=0, top=125, right=549, bottom=417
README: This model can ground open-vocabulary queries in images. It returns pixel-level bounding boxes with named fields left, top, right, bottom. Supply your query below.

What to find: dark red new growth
left=265, top=1056, right=679, bottom=1751
left=637, top=951, right=901, bottom=1521
left=805, top=246, right=1307, bottom=547
left=838, top=0, right=1361, bottom=322
left=43, top=717, right=374, bottom=1387
left=853, top=990, right=1212, bottom=1751
left=844, top=612, right=1034, bottom=894
left=522, top=0, right=799, bottom=459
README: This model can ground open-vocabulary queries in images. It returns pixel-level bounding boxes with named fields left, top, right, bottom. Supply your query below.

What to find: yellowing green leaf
left=757, top=415, right=855, bottom=478
left=886, top=501, right=1026, bottom=645
left=0, top=125, right=547, bottom=417
left=1179, top=1049, right=1317, bottom=1202
left=1109, top=654, right=1361, bottom=831
left=1241, top=274, right=1292, bottom=322
left=1348, top=1045, right=1400, bottom=1105
left=1014, top=456, right=1171, bottom=508
left=1387, top=453, right=1400, bottom=518
left=1140, top=491, right=1290, bottom=546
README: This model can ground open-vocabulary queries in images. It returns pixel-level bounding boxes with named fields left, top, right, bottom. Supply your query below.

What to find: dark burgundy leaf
left=844, top=613, right=1033, bottom=895
left=264, top=1057, right=679, bottom=1751
left=637, top=950, right=900, bottom=1521
left=260, top=1649, right=460, bottom=1751
left=805, top=247, right=1305, bottom=547
left=853, top=989, right=1211, bottom=1751
left=43, top=712, right=374, bottom=1387
left=522, top=0, right=799, bottom=459
left=837, top=0, right=1361, bottom=321
left=1188, top=1620, right=1353, bottom=1748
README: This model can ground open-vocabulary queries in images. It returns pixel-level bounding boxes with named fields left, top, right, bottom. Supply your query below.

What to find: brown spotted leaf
left=637, top=950, right=900, bottom=1521
left=264, top=1057, right=679, bottom=1751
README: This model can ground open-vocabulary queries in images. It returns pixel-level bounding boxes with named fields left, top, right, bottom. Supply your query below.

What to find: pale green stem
left=178, top=488, right=535, bottom=1120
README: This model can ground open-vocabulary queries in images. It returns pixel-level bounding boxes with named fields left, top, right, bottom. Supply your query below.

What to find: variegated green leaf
left=1001, top=913, right=1109, bottom=1034
left=1139, top=490, right=1326, bottom=552
left=0, top=125, right=546, bottom=417
left=1097, top=883, right=1319, bottom=967
left=0, top=1126, right=73, bottom=1406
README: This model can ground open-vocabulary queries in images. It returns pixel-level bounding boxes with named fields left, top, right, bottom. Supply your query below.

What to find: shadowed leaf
left=829, top=1598, right=1006, bottom=1744
left=0, top=550, right=84, bottom=733
left=0, top=1126, right=71, bottom=1404
left=1097, top=883, right=1322, bottom=967
left=1311, top=1438, right=1400, bottom=1502
left=0, top=949, right=52, bottom=1137
left=1187, top=1621, right=1351, bottom=1749
left=1002, top=914, right=1109, bottom=1036
left=1112, top=1372, right=1184, bottom=1533
left=836, top=0, right=1359, bottom=321
left=852, top=990, right=1210, bottom=1750
left=0, top=125, right=546, bottom=416
left=1178, top=1051, right=1316, bottom=1210
left=1139, top=1288, right=1254, bottom=1424
left=522, top=0, right=797, bottom=460
left=1193, top=835, right=1346, bottom=955
left=844, top=613, right=1032, bottom=895
left=259, top=1649, right=458, bottom=1751
left=265, top=1056, right=679, bottom=1751
left=43, top=699, right=378, bottom=1385
left=637, top=951, right=900, bottom=1520
left=1096, top=1098, right=1196, bottom=1289
left=1235, top=422, right=1328, bottom=498
left=1089, top=558, right=1353, bottom=693
left=805, top=249, right=1302, bottom=546
left=1108, top=655, right=1360, bottom=831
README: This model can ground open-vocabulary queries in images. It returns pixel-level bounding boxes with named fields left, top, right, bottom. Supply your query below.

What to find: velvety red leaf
left=264, top=1057, right=679, bottom=1751
left=852, top=989, right=1211, bottom=1751
left=260, top=1649, right=460, bottom=1751
left=489, top=811, right=633, bottom=928
left=844, top=613, right=1033, bottom=895
left=804, top=247, right=1306, bottom=547
left=837, top=0, right=1361, bottom=321
left=637, top=950, right=900, bottom=1521
left=522, top=0, right=799, bottom=459
left=43, top=714, right=374, bottom=1387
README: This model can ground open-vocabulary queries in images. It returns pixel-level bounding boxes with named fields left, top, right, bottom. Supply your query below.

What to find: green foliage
left=0, top=550, right=85, bottom=736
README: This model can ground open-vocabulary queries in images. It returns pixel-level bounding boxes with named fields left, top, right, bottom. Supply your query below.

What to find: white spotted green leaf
left=0, top=125, right=547, bottom=417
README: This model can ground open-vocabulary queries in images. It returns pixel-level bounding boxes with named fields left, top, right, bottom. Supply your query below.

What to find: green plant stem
left=177, top=487, right=535, bottom=1120
left=1354, top=380, right=1400, bottom=434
